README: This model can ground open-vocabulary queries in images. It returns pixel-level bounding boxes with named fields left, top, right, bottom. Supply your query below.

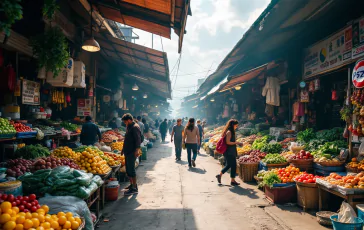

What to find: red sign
left=78, top=99, right=85, bottom=107
left=352, top=59, right=364, bottom=88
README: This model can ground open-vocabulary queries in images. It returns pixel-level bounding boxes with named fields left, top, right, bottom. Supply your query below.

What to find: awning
left=219, top=64, right=268, bottom=92
left=93, top=0, right=192, bottom=53
left=94, top=32, right=172, bottom=99
left=207, top=74, right=229, bottom=95
left=183, top=93, right=199, bottom=102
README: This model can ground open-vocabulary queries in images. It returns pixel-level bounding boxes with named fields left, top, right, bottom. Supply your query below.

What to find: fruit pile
left=75, top=147, right=111, bottom=174
left=237, top=144, right=251, bottom=155
left=6, top=159, right=33, bottom=177
left=0, top=201, right=82, bottom=230
left=295, top=172, right=322, bottom=183
left=0, top=194, right=41, bottom=213
left=110, top=142, right=123, bottom=151
left=289, top=150, right=313, bottom=160
left=104, top=152, right=125, bottom=166
left=346, top=158, right=364, bottom=171
left=271, top=166, right=301, bottom=183
left=248, top=149, right=267, bottom=159
left=10, top=121, right=32, bottom=133
left=33, top=156, right=80, bottom=171
left=238, top=155, right=260, bottom=163
left=52, top=146, right=80, bottom=160
left=0, top=118, right=16, bottom=136
left=322, top=172, right=364, bottom=189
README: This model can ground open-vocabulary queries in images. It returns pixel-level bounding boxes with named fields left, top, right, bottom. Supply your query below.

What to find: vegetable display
left=0, top=194, right=41, bottom=213
left=10, top=121, right=33, bottom=133
left=252, top=136, right=269, bottom=150
left=238, top=155, right=260, bottom=164
left=295, top=172, right=321, bottom=183
left=322, top=172, right=364, bottom=189
left=261, top=143, right=282, bottom=154
left=33, top=156, right=80, bottom=171
left=0, top=118, right=16, bottom=135
left=297, top=128, right=316, bottom=143
left=60, top=122, right=78, bottom=132
left=312, top=140, right=346, bottom=158
left=261, top=154, right=287, bottom=164
left=289, top=150, right=313, bottom=160
left=248, top=149, right=266, bottom=159
left=261, top=172, right=281, bottom=187
left=271, top=166, right=301, bottom=183
left=6, top=159, right=33, bottom=177
left=110, top=142, right=123, bottom=151
left=316, top=128, right=344, bottom=142
left=14, top=145, right=50, bottom=160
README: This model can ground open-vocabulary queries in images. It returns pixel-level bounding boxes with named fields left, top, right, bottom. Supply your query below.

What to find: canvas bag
left=216, top=135, right=227, bottom=154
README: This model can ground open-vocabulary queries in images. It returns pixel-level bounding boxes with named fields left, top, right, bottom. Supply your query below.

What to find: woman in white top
left=183, top=118, right=200, bottom=167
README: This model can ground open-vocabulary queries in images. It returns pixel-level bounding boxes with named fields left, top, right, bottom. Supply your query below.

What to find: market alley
left=97, top=140, right=325, bottom=230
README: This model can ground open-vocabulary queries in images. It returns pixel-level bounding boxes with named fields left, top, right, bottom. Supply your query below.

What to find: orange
left=31, top=218, right=40, bottom=228
left=44, top=216, right=52, bottom=223
left=16, top=216, right=25, bottom=224
left=0, top=213, right=11, bottom=224
left=51, top=215, right=58, bottom=220
left=31, top=213, right=38, bottom=219
left=24, top=219, right=34, bottom=229
left=37, top=215, right=45, bottom=223
left=67, top=217, right=74, bottom=223
left=50, top=221, right=59, bottom=229
left=70, top=221, right=79, bottom=230
left=56, top=212, right=65, bottom=218
left=25, top=213, right=32, bottom=220
left=18, top=213, right=26, bottom=217
left=40, top=222, right=50, bottom=229
left=35, top=227, right=44, bottom=230
left=65, top=213, right=73, bottom=219
left=5, top=209, right=13, bottom=215
left=58, top=216, right=67, bottom=225
left=41, top=206, right=49, bottom=214
left=63, top=221, right=71, bottom=229
left=1, top=202, right=12, bottom=212
left=14, top=224, right=24, bottom=230
left=36, top=210, right=45, bottom=215
left=3, top=220, right=16, bottom=230
left=12, top=207, right=19, bottom=214
left=74, top=218, right=81, bottom=226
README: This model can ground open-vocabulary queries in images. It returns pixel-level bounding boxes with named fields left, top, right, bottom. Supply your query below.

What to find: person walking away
left=142, top=118, right=149, bottom=135
left=169, top=119, right=175, bottom=134
left=159, top=119, right=168, bottom=142
left=216, top=119, right=242, bottom=186
left=121, top=114, right=142, bottom=195
left=167, top=120, right=172, bottom=134
left=136, top=116, right=144, bottom=135
left=155, top=119, right=159, bottom=129
left=80, top=116, right=101, bottom=145
left=171, top=119, right=184, bottom=161
left=183, top=118, right=200, bottom=167
left=197, top=120, right=204, bottom=154
left=108, top=117, right=118, bottom=129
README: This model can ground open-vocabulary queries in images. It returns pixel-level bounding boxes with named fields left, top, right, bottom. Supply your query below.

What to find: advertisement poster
left=22, top=80, right=40, bottom=105
left=352, top=17, right=364, bottom=59
left=77, top=99, right=91, bottom=116
left=303, top=26, right=352, bottom=79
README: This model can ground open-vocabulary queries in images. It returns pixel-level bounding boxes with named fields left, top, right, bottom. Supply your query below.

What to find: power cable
left=172, top=53, right=182, bottom=90
left=159, top=35, right=164, bottom=53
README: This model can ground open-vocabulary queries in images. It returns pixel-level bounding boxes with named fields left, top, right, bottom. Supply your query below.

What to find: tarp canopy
left=94, top=0, right=192, bottom=53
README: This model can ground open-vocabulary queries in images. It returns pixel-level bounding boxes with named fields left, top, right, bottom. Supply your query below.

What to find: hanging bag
left=216, top=135, right=227, bottom=154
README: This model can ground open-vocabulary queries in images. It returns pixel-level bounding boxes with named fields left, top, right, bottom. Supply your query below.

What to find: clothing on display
left=262, top=77, right=280, bottom=106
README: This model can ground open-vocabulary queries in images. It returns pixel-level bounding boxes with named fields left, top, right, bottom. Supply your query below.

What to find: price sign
left=22, top=80, right=40, bottom=105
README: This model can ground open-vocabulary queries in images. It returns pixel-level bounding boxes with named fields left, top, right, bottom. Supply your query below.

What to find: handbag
left=182, top=143, right=186, bottom=150
left=216, top=135, right=227, bottom=154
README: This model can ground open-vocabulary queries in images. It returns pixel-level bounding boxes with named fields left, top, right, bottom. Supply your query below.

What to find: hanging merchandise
left=66, top=92, right=71, bottom=104
left=332, top=89, right=338, bottom=100
left=262, top=77, right=280, bottom=106
left=118, top=99, right=123, bottom=109
left=72, top=61, right=86, bottom=88
left=113, top=90, right=122, bottom=101
left=5, top=64, right=16, bottom=92
left=300, top=90, right=309, bottom=103
left=352, top=58, right=364, bottom=88
left=314, top=79, right=320, bottom=90
left=37, top=67, right=46, bottom=79
left=46, top=57, right=74, bottom=87
left=233, top=103, right=238, bottom=112
left=88, top=78, right=93, bottom=97
left=309, top=81, right=315, bottom=92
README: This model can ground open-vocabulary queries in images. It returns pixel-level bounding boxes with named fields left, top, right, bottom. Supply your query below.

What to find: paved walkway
left=97, top=139, right=326, bottom=230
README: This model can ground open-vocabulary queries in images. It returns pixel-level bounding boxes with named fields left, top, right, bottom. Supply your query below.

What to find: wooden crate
left=296, top=182, right=319, bottom=211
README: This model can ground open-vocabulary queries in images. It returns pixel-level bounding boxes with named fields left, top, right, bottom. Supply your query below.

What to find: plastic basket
left=239, top=162, right=259, bottom=182
left=357, top=204, right=364, bottom=220
left=0, top=133, right=16, bottom=139
left=16, top=131, right=37, bottom=139
left=330, top=215, right=363, bottom=230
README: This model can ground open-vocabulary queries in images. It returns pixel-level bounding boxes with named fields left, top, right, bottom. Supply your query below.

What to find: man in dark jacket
left=121, top=113, right=142, bottom=195
left=80, top=116, right=101, bottom=145
left=159, top=119, right=168, bottom=143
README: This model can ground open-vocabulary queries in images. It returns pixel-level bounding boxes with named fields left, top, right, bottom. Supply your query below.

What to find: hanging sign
left=352, top=59, right=364, bottom=88
left=103, top=95, right=111, bottom=103
left=303, top=26, right=352, bottom=79
left=300, top=90, right=309, bottom=103
left=299, top=81, right=306, bottom=88
left=22, top=80, right=40, bottom=105
left=77, top=99, right=91, bottom=116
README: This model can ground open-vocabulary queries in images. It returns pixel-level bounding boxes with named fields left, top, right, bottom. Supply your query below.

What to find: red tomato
left=30, top=206, right=37, bottom=212
left=7, top=194, right=14, bottom=202
left=303, top=180, right=308, bottom=183
left=15, top=200, right=21, bottom=205
left=36, top=204, right=41, bottom=209
left=23, top=196, right=29, bottom=201
left=19, top=205, right=25, bottom=211
left=23, top=209, right=29, bottom=213
left=308, top=179, right=314, bottom=183
left=1, top=194, right=8, bottom=200
left=11, top=202, right=17, bottom=207
left=21, top=201, right=27, bottom=206
left=33, top=200, right=38, bottom=205
left=29, top=194, right=36, bottom=201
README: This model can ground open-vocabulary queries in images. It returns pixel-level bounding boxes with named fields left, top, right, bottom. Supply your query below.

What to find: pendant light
left=143, top=93, right=148, bottom=98
left=210, top=98, right=215, bottom=102
left=82, top=3, right=100, bottom=52
left=235, top=85, right=241, bottom=90
left=132, top=83, right=139, bottom=91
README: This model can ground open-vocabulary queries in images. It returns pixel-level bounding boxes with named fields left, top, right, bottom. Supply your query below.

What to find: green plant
left=0, top=0, right=23, bottom=36
left=30, top=26, right=70, bottom=77
left=43, top=0, right=59, bottom=19
left=340, top=106, right=351, bottom=121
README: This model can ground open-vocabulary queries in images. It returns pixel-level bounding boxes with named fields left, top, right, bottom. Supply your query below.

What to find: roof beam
left=178, top=0, right=190, bottom=53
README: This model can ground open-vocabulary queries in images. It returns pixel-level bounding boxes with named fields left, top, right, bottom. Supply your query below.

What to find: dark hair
left=222, top=119, right=239, bottom=137
left=177, top=118, right=182, bottom=122
left=173, top=119, right=176, bottom=122
left=137, top=116, right=141, bottom=120
left=142, top=118, right=146, bottom=123
left=85, top=116, right=92, bottom=121
left=122, top=113, right=133, bottom=121
left=186, top=118, right=195, bottom=132
left=112, top=117, right=116, bottom=121
left=164, top=119, right=167, bottom=122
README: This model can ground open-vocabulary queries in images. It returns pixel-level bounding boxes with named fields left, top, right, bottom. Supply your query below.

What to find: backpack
left=216, top=135, right=227, bottom=154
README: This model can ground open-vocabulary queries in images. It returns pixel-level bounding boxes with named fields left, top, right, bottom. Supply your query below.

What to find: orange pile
left=271, top=166, right=301, bottom=183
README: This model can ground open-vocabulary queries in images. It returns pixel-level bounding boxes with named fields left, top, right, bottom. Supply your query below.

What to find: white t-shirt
left=116, top=118, right=122, bottom=128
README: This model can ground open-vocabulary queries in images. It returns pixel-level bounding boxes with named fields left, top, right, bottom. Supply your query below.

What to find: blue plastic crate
left=314, top=169, right=346, bottom=177
left=16, top=131, right=37, bottom=139
left=272, top=183, right=295, bottom=188
left=313, top=163, right=345, bottom=172
left=330, top=215, right=363, bottom=230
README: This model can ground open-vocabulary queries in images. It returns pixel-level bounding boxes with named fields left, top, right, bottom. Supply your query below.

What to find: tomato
left=19, top=205, right=25, bottom=211
left=22, top=201, right=27, bottom=206
left=2, top=194, right=8, bottom=200
left=16, top=195, right=22, bottom=201
left=11, top=201, right=17, bottom=207
left=23, top=196, right=29, bottom=201
left=29, top=194, right=36, bottom=201
left=33, top=200, right=38, bottom=205
left=25, top=203, right=32, bottom=209
left=24, top=209, right=29, bottom=213
left=30, top=206, right=37, bottom=212
left=303, top=180, right=308, bottom=183
left=308, top=179, right=314, bottom=183
left=7, top=194, right=14, bottom=202
left=15, top=200, right=21, bottom=205
left=36, top=204, right=41, bottom=209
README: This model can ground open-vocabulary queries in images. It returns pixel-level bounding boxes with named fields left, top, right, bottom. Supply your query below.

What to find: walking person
left=197, top=120, right=204, bottom=154
left=216, top=119, right=242, bottom=186
left=121, top=114, right=142, bottom=195
left=136, top=116, right=144, bottom=136
left=183, top=118, right=200, bottom=167
left=169, top=119, right=175, bottom=134
left=159, top=119, right=168, bottom=143
left=80, top=116, right=102, bottom=145
left=171, top=118, right=184, bottom=161
left=167, top=120, right=172, bottom=134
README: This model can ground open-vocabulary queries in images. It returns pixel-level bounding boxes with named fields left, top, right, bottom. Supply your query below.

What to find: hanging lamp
left=235, top=85, right=241, bottom=90
left=210, top=98, right=215, bottom=102
left=82, top=3, right=100, bottom=52
left=132, top=83, right=139, bottom=91
left=143, top=93, right=147, bottom=98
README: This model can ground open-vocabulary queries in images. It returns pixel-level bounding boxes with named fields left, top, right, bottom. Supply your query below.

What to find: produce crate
left=16, top=131, right=37, bottom=139
left=239, top=162, right=259, bottom=182
left=264, top=184, right=297, bottom=204
left=290, top=159, right=314, bottom=172
left=313, top=163, right=345, bottom=176
left=260, top=162, right=289, bottom=171
left=0, top=133, right=16, bottom=139
left=296, top=182, right=319, bottom=211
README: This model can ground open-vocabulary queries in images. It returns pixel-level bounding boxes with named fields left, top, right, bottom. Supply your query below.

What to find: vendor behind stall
left=80, top=116, right=102, bottom=145
left=108, top=117, right=118, bottom=129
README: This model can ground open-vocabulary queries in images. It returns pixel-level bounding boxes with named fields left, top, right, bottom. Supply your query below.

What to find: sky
left=133, top=0, right=271, bottom=116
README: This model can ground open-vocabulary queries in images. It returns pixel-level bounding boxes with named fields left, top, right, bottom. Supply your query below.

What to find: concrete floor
left=97, top=140, right=327, bottom=230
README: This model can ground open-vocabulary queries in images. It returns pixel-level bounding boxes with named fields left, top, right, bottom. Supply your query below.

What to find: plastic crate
left=313, top=163, right=345, bottom=172
left=16, top=131, right=37, bottom=139
left=0, top=133, right=16, bottom=139
left=330, top=215, right=363, bottom=230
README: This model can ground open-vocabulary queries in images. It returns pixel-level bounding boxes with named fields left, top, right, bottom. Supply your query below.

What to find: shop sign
left=352, top=17, right=364, bottom=59
left=352, top=59, right=364, bottom=88
left=22, top=80, right=40, bottom=105
left=303, top=26, right=352, bottom=79
left=77, top=99, right=91, bottom=116
left=300, top=90, right=309, bottom=103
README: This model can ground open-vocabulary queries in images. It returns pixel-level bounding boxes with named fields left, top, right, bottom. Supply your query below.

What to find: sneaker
left=175, top=157, right=178, bottom=160
left=124, top=184, right=138, bottom=191
left=124, top=188, right=138, bottom=196
left=216, top=175, right=222, bottom=184
left=192, top=160, right=196, bottom=167
left=231, top=181, right=240, bottom=186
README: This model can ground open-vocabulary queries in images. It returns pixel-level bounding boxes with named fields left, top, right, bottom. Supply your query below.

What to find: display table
left=85, top=186, right=101, bottom=225
left=318, top=184, right=364, bottom=212
left=98, top=171, right=112, bottom=210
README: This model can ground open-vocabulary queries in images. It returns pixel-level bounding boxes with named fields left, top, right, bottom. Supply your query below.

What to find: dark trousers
left=161, top=132, right=166, bottom=142
left=197, top=135, right=203, bottom=151
left=125, top=154, right=136, bottom=178
left=175, top=145, right=182, bottom=158
left=186, top=143, right=197, bottom=166
left=221, top=154, right=236, bottom=178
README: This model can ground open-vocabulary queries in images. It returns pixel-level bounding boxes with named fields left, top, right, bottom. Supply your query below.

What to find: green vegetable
left=14, top=144, right=50, bottom=159
left=262, top=154, right=287, bottom=164
left=316, top=128, right=344, bottom=142
left=261, top=172, right=281, bottom=188
left=261, top=143, right=282, bottom=154
left=312, top=140, right=347, bottom=157
left=60, top=122, right=78, bottom=132
left=306, top=139, right=326, bottom=152
left=252, top=136, right=269, bottom=150
left=297, top=128, right=316, bottom=143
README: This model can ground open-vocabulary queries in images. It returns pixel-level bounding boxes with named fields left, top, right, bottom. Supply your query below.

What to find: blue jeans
left=186, top=143, right=197, bottom=166
left=175, top=142, right=182, bottom=158
left=198, top=135, right=203, bottom=151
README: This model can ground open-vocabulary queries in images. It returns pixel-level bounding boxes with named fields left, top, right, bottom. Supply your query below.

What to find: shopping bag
left=182, top=143, right=186, bottom=150
left=216, top=136, right=227, bottom=154
left=338, top=202, right=357, bottom=223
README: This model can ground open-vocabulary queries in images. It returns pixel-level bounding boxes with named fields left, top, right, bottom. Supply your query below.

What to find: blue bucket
left=330, top=215, right=363, bottom=230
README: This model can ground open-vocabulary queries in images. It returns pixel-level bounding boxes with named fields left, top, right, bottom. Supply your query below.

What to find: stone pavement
left=97, top=140, right=327, bottom=230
